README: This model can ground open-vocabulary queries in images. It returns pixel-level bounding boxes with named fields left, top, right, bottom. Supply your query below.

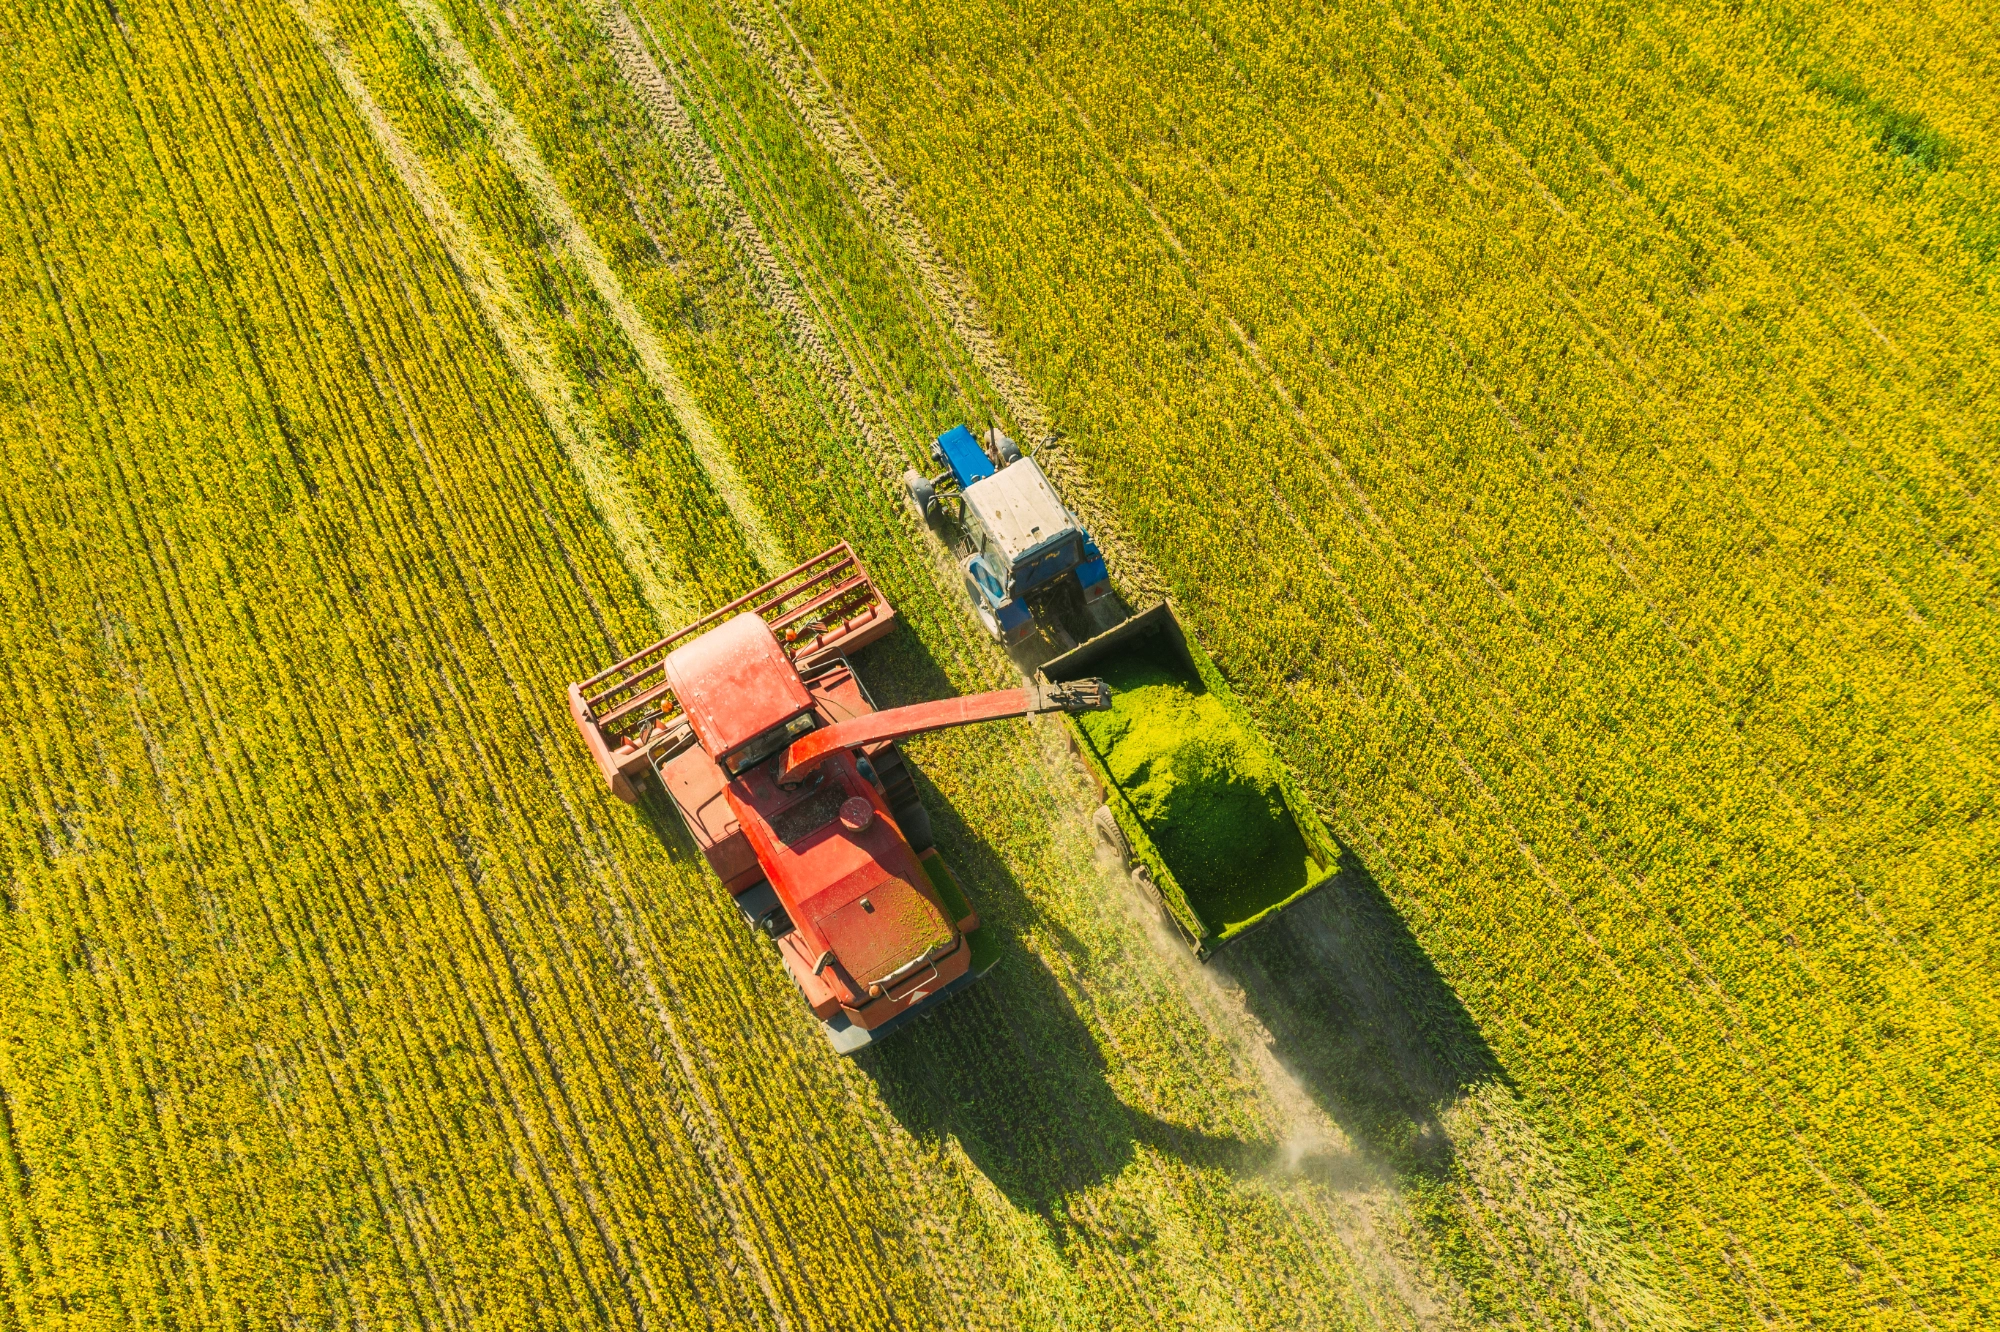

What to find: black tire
left=988, top=426, right=1023, bottom=466
left=895, top=801, right=935, bottom=853
left=965, top=584, right=1005, bottom=641
left=1093, top=803, right=1131, bottom=869
left=904, top=468, right=939, bottom=523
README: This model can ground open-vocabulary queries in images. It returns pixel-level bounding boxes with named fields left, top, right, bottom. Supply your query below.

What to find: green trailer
left=1041, top=605, right=1338, bottom=959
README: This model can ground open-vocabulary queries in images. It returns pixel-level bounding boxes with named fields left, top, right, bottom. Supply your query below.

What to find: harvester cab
left=904, top=424, right=1113, bottom=646
left=567, top=544, right=1109, bottom=1054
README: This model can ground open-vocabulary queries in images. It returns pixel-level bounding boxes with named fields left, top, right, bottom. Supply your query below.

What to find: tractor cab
left=905, top=424, right=1112, bottom=644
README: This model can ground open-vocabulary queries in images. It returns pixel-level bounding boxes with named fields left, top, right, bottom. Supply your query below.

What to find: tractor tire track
left=290, top=0, right=695, bottom=630
left=711, top=0, right=1162, bottom=603
left=595, top=0, right=899, bottom=462
left=393, top=0, right=788, bottom=578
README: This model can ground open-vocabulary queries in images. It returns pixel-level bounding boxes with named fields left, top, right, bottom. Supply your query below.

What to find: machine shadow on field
left=1212, top=850, right=1505, bottom=1189
left=629, top=619, right=1500, bottom=1224
left=857, top=782, right=1258, bottom=1222
left=855, top=615, right=1506, bottom=1199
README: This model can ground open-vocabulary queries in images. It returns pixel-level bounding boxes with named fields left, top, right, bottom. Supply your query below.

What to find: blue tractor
left=904, top=425, right=1114, bottom=645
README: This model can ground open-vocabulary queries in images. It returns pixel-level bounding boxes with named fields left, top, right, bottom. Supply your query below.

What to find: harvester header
left=568, top=542, right=894, bottom=803
left=565, top=542, right=1107, bottom=1053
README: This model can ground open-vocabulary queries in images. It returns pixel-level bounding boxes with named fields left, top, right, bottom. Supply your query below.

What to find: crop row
left=780, top=0, right=1998, bottom=1325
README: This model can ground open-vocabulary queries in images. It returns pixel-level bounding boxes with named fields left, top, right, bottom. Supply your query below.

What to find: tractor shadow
left=854, top=798, right=1257, bottom=1225
left=1209, top=848, right=1506, bottom=1189
left=843, top=629, right=1505, bottom=1213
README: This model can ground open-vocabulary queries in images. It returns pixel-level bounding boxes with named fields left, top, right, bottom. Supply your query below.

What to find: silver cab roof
left=962, top=458, right=1075, bottom=565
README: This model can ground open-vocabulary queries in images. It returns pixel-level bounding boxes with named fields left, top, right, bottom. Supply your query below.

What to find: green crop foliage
left=1078, top=652, right=1320, bottom=935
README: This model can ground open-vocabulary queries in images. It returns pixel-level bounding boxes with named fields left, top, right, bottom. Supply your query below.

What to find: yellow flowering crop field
left=0, top=0, right=1990, bottom=1325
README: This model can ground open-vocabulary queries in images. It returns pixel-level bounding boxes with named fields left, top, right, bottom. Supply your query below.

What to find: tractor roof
left=963, top=459, right=1075, bottom=566
left=664, top=612, right=813, bottom=760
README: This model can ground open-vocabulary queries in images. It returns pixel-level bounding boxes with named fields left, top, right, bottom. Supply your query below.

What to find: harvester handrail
left=765, top=572, right=872, bottom=643
left=592, top=677, right=677, bottom=732
left=569, top=543, right=896, bottom=794
left=580, top=544, right=861, bottom=699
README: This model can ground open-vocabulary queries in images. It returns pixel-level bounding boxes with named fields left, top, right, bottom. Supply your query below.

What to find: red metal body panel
left=659, top=745, right=761, bottom=893
left=726, top=750, right=969, bottom=1030
left=567, top=682, right=648, bottom=804
left=648, top=650, right=974, bottom=1035
left=664, top=614, right=813, bottom=762
left=567, top=543, right=893, bottom=802
left=777, top=687, right=1038, bottom=786
left=774, top=679, right=1109, bottom=786
left=659, top=657, right=893, bottom=896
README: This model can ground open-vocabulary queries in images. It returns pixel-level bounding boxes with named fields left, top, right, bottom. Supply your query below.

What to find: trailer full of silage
left=1042, top=605, right=1337, bottom=957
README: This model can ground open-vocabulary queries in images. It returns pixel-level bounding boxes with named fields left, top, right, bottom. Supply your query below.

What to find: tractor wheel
left=903, top=469, right=939, bottom=523
left=1093, top=803, right=1131, bottom=869
left=988, top=426, right=1023, bottom=467
left=962, top=574, right=1006, bottom=640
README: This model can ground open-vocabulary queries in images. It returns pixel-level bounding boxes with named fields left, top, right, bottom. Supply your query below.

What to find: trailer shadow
left=853, top=803, right=1257, bottom=1225
left=1208, top=849, right=1506, bottom=1189
left=841, top=629, right=1506, bottom=1217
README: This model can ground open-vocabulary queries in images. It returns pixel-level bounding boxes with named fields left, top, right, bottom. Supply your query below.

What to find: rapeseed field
left=1, top=0, right=1989, bottom=1325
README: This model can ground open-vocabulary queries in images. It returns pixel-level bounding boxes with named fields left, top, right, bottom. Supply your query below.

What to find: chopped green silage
left=1077, top=650, right=1322, bottom=936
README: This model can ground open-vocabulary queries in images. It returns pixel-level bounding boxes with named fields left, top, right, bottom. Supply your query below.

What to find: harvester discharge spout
left=775, top=678, right=1109, bottom=787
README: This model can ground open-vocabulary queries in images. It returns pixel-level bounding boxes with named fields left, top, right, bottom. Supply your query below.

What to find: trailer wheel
left=1093, top=803, right=1131, bottom=869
